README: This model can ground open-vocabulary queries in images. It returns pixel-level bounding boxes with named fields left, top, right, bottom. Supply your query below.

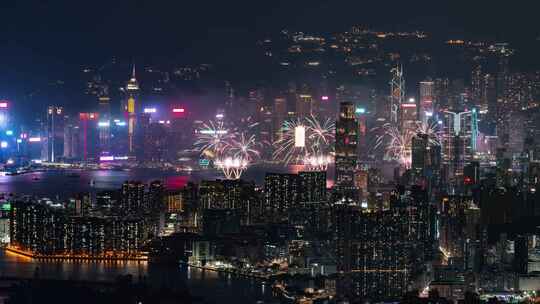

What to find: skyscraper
left=43, top=106, right=65, bottom=162
left=419, top=80, right=434, bottom=124
left=335, top=102, right=358, bottom=200
left=298, top=171, right=326, bottom=203
left=125, top=65, right=140, bottom=157
left=264, top=173, right=299, bottom=221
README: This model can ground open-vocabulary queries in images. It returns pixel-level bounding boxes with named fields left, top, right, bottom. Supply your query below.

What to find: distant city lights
left=99, top=155, right=129, bottom=162
left=199, top=130, right=228, bottom=135
left=144, top=107, right=157, bottom=113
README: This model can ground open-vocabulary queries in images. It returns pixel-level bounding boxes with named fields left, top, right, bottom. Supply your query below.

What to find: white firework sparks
left=374, top=123, right=415, bottom=168
left=194, top=120, right=236, bottom=158
left=374, top=122, right=441, bottom=168
left=273, top=115, right=335, bottom=170
left=230, top=133, right=260, bottom=162
left=415, top=121, right=442, bottom=147
left=214, top=157, right=249, bottom=180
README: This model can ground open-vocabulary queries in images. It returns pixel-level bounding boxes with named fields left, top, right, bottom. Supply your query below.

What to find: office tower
left=63, top=119, right=80, bottom=159
left=135, top=113, right=151, bottom=161
left=148, top=180, right=165, bottom=212
left=298, top=171, right=326, bottom=203
left=78, top=113, right=99, bottom=161
left=411, top=133, right=429, bottom=182
left=355, top=105, right=368, bottom=161
left=169, top=105, right=191, bottom=159
left=419, top=80, right=434, bottom=123
left=97, top=85, right=111, bottom=153
left=264, top=173, right=299, bottom=220
left=110, top=119, right=129, bottom=157
left=400, top=100, right=418, bottom=133
left=120, top=181, right=145, bottom=213
left=434, top=78, right=450, bottom=111
left=273, top=96, right=287, bottom=142
left=335, top=102, right=358, bottom=200
left=296, top=92, right=317, bottom=118
left=125, top=65, right=140, bottom=157
left=441, top=109, right=478, bottom=179
left=390, top=65, right=405, bottom=125
left=43, top=106, right=65, bottom=162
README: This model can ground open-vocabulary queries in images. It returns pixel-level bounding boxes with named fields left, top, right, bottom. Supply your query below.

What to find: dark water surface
left=0, top=166, right=284, bottom=303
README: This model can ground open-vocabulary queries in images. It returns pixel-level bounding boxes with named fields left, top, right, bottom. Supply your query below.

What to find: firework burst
left=194, top=120, right=236, bottom=158
left=195, top=120, right=262, bottom=179
left=415, top=121, right=442, bottom=147
left=273, top=115, right=335, bottom=170
left=374, top=123, right=415, bottom=168
left=214, top=157, right=249, bottom=180
left=374, top=121, right=442, bottom=168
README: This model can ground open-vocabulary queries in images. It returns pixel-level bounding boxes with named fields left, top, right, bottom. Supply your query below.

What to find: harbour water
left=0, top=166, right=283, bottom=303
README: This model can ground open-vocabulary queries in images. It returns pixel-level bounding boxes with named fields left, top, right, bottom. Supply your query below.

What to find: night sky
left=0, top=0, right=539, bottom=100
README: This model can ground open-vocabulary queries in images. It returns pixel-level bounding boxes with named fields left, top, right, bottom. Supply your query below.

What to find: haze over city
left=1, top=1, right=540, bottom=303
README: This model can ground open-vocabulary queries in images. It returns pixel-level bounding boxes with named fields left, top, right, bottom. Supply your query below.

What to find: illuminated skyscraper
left=441, top=109, right=478, bottom=179
left=335, top=102, right=358, bottom=199
left=125, top=65, right=140, bottom=157
left=390, top=65, right=405, bottom=126
left=43, top=106, right=65, bottom=162
left=419, top=80, right=434, bottom=123
left=79, top=113, right=99, bottom=161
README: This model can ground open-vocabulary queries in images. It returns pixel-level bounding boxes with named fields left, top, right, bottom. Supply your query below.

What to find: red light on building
left=464, top=176, right=473, bottom=185
left=321, top=96, right=329, bottom=101
left=172, top=108, right=185, bottom=113
left=401, top=103, right=417, bottom=108
left=79, top=113, right=99, bottom=121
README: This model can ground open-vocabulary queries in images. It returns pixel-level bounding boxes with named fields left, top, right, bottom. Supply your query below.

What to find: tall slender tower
left=390, top=65, right=405, bottom=126
left=125, top=65, right=139, bottom=157
left=335, top=102, right=358, bottom=200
